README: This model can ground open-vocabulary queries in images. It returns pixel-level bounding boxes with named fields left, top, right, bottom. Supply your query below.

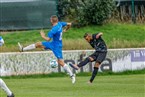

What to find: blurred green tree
left=58, top=0, right=115, bottom=27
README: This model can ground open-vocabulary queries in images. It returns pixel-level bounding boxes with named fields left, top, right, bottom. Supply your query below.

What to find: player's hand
left=63, top=29, right=67, bottom=33
left=96, top=34, right=100, bottom=39
left=96, top=32, right=103, bottom=39
left=40, top=30, right=45, bottom=37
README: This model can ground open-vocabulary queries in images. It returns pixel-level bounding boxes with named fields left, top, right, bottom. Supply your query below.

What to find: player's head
left=50, top=15, right=58, bottom=25
left=84, top=33, right=92, bottom=42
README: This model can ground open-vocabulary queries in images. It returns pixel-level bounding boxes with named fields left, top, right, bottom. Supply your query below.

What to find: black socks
left=90, top=67, right=99, bottom=83
left=78, top=58, right=90, bottom=67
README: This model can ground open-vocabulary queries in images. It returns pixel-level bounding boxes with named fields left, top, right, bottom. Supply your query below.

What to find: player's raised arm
left=96, top=32, right=103, bottom=39
left=40, top=30, right=51, bottom=41
left=63, top=22, right=72, bottom=33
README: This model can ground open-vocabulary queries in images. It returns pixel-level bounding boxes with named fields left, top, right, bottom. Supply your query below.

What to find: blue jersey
left=42, top=22, right=67, bottom=59
left=48, top=22, right=67, bottom=47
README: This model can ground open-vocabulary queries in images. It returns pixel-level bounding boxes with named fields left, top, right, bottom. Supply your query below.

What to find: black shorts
left=89, top=51, right=107, bottom=63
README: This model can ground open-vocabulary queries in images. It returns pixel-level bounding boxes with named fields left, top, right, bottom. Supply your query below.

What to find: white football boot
left=18, top=42, right=23, bottom=52
left=71, top=74, right=76, bottom=84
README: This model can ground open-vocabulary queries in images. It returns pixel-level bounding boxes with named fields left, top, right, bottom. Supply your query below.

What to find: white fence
left=0, top=48, right=145, bottom=76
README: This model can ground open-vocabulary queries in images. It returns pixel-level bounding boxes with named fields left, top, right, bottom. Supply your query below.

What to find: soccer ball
left=0, top=36, right=4, bottom=46
left=50, top=60, right=58, bottom=68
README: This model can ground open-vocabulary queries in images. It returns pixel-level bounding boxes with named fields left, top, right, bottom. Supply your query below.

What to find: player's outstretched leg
left=69, top=57, right=91, bottom=70
left=18, top=42, right=36, bottom=52
left=0, top=79, right=14, bottom=97
left=63, top=64, right=76, bottom=84
left=69, top=63, right=79, bottom=70
left=18, top=42, right=44, bottom=52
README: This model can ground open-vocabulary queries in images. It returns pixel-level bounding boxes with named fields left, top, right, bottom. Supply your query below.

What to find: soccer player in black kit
left=69, top=32, right=107, bottom=83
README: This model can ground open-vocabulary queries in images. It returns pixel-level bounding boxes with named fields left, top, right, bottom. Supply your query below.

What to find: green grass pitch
left=0, top=74, right=144, bottom=97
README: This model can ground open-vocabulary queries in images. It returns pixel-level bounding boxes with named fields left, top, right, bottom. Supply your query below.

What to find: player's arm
left=63, top=23, right=72, bottom=33
left=96, top=32, right=103, bottom=39
left=40, top=30, right=51, bottom=41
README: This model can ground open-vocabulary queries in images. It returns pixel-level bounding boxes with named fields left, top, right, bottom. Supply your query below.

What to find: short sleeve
left=60, top=22, right=67, bottom=27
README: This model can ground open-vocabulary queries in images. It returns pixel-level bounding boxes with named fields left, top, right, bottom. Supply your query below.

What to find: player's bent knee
left=88, top=57, right=94, bottom=62
left=35, top=42, right=41, bottom=46
left=96, top=61, right=101, bottom=64
left=35, top=42, right=43, bottom=48
left=57, top=59, right=64, bottom=66
left=94, top=62, right=101, bottom=67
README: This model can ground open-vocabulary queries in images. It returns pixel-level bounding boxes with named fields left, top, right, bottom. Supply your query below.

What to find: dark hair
left=84, top=33, right=88, bottom=38
left=84, top=33, right=91, bottom=38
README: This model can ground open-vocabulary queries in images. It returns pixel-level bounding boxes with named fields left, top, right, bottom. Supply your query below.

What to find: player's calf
left=69, top=63, right=79, bottom=70
left=89, top=67, right=99, bottom=83
left=77, top=57, right=91, bottom=67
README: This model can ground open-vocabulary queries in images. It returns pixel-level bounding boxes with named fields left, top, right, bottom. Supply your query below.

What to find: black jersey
left=89, top=33, right=107, bottom=52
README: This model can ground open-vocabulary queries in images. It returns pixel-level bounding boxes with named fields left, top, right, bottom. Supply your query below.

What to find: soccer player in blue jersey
left=18, top=15, right=75, bottom=84
left=0, top=36, right=15, bottom=97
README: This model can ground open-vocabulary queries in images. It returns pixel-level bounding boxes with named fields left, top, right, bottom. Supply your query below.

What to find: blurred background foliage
left=58, top=0, right=116, bottom=27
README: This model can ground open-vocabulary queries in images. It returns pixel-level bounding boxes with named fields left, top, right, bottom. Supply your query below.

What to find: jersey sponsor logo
left=59, top=32, right=63, bottom=40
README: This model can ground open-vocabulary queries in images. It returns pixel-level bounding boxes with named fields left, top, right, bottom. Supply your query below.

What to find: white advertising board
left=0, top=48, right=145, bottom=76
